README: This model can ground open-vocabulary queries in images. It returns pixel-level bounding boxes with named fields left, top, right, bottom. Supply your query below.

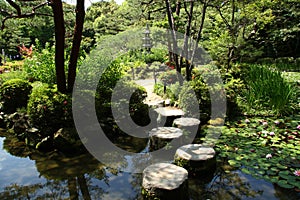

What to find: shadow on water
left=0, top=129, right=300, bottom=200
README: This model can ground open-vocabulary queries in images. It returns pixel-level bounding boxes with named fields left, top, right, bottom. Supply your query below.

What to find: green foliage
left=224, top=74, right=245, bottom=118
left=215, top=116, right=300, bottom=190
left=258, top=57, right=300, bottom=72
left=97, top=80, right=149, bottom=126
left=27, top=83, right=72, bottom=136
left=0, top=79, right=32, bottom=113
left=158, top=69, right=179, bottom=85
left=142, top=47, right=168, bottom=63
left=178, top=82, right=200, bottom=118
left=0, top=71, right=28, bottom=85
left=153, top=82, right=181, bottom=105
left=23, top=43, right=58, bottom=84
left=241, top=65, right=297, bottom=115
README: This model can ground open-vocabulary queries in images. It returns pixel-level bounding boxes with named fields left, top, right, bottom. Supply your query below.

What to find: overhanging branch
left=1, top=1, right=51, bottom=30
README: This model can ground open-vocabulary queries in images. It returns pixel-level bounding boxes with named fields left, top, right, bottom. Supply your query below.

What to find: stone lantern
left=142, top=24, right=152, bottom=53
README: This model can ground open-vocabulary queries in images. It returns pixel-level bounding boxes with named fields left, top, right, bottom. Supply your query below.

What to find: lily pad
left=277, top=180, right=294, bottom=189
left=228, top=160, right=241, bottom=167
left=241, top=168, right=251, bottom=175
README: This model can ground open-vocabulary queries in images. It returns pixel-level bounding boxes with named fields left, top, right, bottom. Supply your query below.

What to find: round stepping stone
left=173, top=118, right=200, bottom=143
left=142, top=163, right=189, bottom=199
left=173, top=117, right=200, bottom=127
left=149, top=127, right=183, bottom=151
left=155, top=107, right=185, bottom=126
left=149, top=127, right=183, bottom=139
left=174, top=144, right=216, bottom=173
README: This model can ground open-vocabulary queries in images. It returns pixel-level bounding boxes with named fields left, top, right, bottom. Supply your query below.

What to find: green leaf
left=277, top=180, right=294, bottom=189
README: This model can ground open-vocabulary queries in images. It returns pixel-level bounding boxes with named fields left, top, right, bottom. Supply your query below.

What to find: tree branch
left=1, top=1, right=51, bottom=30
left=6, top=0, right=21, bottom=15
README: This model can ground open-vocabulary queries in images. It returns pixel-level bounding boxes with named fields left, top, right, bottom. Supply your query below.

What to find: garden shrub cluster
left=0, top=78, right=32, bottom=113
left=97, top=80, right=148, bottom=126
left=23, top=43, right=58, bottom=84
left=27, top=83, right=72, bottom=136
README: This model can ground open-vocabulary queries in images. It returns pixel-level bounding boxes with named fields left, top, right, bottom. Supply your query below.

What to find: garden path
left=134, top=79, right=164, bottom=106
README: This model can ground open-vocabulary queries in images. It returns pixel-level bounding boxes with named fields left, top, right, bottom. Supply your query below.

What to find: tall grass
left=257, top=57, right=300, bottom=72
left=243, top=65, right=297, bottom=115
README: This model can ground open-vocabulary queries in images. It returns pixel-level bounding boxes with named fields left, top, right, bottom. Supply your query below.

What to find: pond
left=0, top=131, right=300, bottom=200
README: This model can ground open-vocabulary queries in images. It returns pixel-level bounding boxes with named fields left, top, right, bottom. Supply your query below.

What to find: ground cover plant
left=214, top=115, right=300, bottom=190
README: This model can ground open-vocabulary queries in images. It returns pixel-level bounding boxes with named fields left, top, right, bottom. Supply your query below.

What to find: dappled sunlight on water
left=0, top=132, right=299, bottom=199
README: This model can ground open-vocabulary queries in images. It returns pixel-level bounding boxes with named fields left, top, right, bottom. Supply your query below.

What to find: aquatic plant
left=214, top=115, right=300, bottom=190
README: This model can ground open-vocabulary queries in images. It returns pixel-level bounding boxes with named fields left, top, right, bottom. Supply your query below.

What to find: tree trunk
left=227, top=0, right=236, bottom=70
left=165, top=0, right=182, bottom=84
left=182, top=1, right=194, bottom=81
left=191, top=1, right=208, bottom=65
left=67, top=0, right=85, bottom=93
left=77, top=175, right=92, bottom=200
left=50, top=0, right=66, bottom=93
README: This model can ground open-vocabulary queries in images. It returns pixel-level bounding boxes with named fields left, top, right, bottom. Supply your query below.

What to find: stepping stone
left=142, top=163, right=189, bottom=200
left=155, top=107, right=185, bottom=117
left=155, top=107, right=184, bottom=126
left=173, top=117, right=200, bottom=127
left=149, top=127, right=183, bottom=151
left=174, top=144, right=216, bottom=173
left=149, top=127, right=183, bottom=139
left=173, top=117, right=201, bottom=143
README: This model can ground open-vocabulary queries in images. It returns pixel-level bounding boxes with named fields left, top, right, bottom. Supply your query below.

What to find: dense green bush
left=178, top=82, right=200, bottom=118
left=27, top=83, right=72, bottom=136
left=0, top=71, right=28, bottom=85
left=98, top=80, right=149, bottom=126
left=153, top=82, right=181, bottom=105
left=257, top=57, right=300, bottom=72
left=158, top=69, right=180, bottom=85
left=23, top=44, right=58, bottom=84
left=142, top=47, right=168, bottom=63
left=0, top=79, right=32, bottom=113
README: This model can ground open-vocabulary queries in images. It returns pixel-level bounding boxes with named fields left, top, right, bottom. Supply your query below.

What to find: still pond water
left=0, top=132, right=300, bottom=200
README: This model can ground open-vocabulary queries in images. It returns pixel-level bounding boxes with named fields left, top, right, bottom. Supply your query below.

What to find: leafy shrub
left=0, top=60, right=24, bottom=71
left=224, top=75, right=245, bottom=118
left=0, top=71, right=28, bottom=85
left=158, top=69, right=180, bottom=85
left=23, top=43, right=58, bottom=84
left=0, top=79, right=32, bottom=113
left=27, top=83, right=72, bottom=136
left=153, top=82, right=181, bottom=105
left=96, top=80, right=149, bottom=127
left=257, top=57, right=299, bottom=72
left=142, top=47, right=168, bottom=63
left=178, top=82, right=200, bottom=118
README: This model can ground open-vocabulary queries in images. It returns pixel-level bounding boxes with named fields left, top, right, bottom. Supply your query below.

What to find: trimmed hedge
left=0, top=79, right=32, bottom=113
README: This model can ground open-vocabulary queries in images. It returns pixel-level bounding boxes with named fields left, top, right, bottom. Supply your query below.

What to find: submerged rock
left=53, top=128, right=83, bottom=153
left=36, top=136, right=53, bottom=152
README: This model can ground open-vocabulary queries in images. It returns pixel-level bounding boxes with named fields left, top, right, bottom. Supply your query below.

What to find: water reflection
left=0, top=129, right=300, bottom=199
